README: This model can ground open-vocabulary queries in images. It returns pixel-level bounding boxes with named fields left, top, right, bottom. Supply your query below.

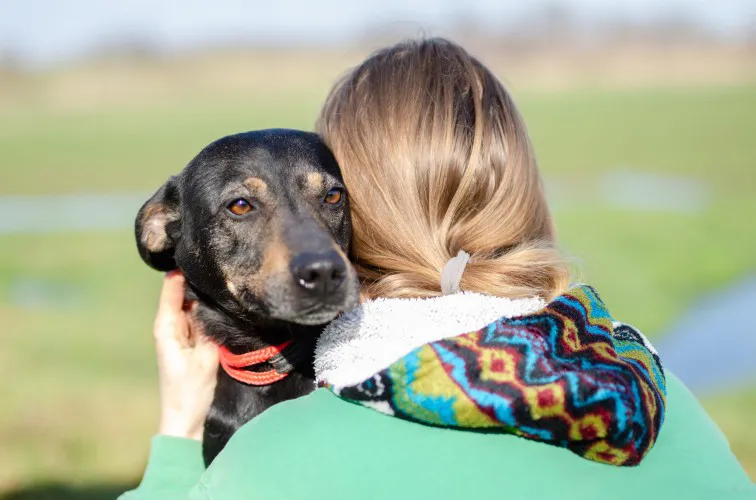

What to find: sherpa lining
left=314, top=292, right=546, bottom=388
left=319, top=285, right=667, bottom=467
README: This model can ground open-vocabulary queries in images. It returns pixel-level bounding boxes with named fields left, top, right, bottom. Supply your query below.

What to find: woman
left=120, top=39, right=754, bottom=499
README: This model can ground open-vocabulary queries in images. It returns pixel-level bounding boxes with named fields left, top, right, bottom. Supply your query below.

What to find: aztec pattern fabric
left=326, top=285, right=666, bottom=466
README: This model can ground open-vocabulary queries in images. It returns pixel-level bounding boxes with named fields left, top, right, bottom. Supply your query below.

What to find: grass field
left=0, top=53, right=755, bottom=495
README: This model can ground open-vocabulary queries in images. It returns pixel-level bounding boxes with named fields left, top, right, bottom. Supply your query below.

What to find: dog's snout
left=290, top=251, right=346, bottom=296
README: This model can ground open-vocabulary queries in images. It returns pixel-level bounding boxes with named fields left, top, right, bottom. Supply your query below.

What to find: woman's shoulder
left=653, top=372, right=752, bottom=484
left=210, top=385, right=754, bottom=500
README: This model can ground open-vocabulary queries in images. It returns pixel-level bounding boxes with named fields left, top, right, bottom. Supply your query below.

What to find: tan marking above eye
left=306, top=172, right=324, bottom=192
left=243, top=177, right=268, bottom=194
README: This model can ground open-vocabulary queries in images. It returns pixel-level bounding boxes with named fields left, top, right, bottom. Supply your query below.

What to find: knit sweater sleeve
left=118, top=435, right=209, bottom=500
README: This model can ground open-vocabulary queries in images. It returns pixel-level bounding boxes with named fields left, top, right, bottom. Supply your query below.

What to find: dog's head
left=135, top=129, right=359, bottom=326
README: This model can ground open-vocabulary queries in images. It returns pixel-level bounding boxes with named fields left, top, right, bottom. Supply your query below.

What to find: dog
left=135, top=129, right=359, bottom=465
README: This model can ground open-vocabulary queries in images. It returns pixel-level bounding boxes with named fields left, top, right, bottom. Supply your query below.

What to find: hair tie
left=441, top=250, right=471, bottom=295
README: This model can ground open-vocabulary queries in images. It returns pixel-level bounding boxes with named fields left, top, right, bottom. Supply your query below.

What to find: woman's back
left=179, top=374, right=752, bottom=500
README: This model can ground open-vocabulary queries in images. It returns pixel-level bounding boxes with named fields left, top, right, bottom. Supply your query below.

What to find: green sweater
left=120, top=373, right=755, bottom=500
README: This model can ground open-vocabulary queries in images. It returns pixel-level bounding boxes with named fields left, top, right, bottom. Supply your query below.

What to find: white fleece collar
left=315, top=292, right=546, bottom=388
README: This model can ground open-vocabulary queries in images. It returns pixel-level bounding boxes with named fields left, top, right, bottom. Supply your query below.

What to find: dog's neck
left=196, top=299, right=318, bottom=346
left=189, top=294, right=318, bottom=382
left=183, top=279, right=320, bottom=380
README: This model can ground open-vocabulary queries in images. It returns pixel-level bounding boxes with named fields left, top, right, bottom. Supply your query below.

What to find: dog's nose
left=290, top=251, right=346, bottom=296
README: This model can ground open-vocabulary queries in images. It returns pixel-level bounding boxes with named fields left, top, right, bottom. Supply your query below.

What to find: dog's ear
left=135, top=177, right=181, bottom=271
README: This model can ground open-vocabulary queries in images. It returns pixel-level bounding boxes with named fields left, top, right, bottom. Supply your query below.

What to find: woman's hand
left=153, top=270, right=219, bottom=441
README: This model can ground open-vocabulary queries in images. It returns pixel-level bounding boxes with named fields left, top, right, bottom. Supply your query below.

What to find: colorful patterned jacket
left=316, top=285, right=666, bottom=466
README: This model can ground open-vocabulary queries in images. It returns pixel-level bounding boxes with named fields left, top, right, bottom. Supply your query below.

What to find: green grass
left=526, top=86, right=755, bottom=185
left=530, top=85, right=756, bottom=336
left=702, top=387, right=756, bottom=479
left=0, top=232, right=159, bottom=490
left=0, top=95, right=322, bottom=194
left=1, top=81, right=755, bottom=491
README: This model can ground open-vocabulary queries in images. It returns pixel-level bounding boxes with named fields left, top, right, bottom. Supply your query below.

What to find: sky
left=1, top=0, right=753, bottom=67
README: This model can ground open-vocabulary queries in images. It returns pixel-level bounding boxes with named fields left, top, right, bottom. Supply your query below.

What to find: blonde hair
left=316, top=38, right=570, bottom=301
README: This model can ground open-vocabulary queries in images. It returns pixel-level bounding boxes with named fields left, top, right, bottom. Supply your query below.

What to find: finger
left=157, top=270, right=186, bottom=318
left=155, top=271, right=188, bottom=344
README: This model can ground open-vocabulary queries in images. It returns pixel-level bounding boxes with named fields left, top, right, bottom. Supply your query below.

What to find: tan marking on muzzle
left=332, top=245, right=351, bottom=263
left=260, top=235, right=291, bottom=281
left=332, top=244, right=355, bottom=278
left=221, top=261, right=263, bottom=299
left=230, top=222, right=291, bottom=298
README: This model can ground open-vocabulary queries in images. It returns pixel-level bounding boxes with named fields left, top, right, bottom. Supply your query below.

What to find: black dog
left=135, top=129, right=359, bottom=465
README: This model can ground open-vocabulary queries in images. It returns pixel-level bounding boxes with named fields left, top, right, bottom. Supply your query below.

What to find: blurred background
left=0, top=0, right=754, bottom=498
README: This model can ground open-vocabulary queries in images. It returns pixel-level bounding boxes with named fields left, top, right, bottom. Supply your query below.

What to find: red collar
left=218, top=340, right=292, bottom=386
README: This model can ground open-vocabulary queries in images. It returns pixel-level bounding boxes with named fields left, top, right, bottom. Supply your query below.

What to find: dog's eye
left=228, top=198, right=253, bottom=216
left=323, top=188, right=344, bottom=206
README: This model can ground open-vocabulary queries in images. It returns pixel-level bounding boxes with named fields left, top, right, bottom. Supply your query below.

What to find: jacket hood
left=315, top=285, right=666, bottom=467
left=315, top=292, right=546, bottom=388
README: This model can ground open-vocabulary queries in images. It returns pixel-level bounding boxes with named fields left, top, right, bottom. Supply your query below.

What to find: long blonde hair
left=316, top=38, right=570, bottom=300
